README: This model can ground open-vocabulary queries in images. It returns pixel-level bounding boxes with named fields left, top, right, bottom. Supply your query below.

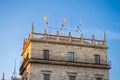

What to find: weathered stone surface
left=20, top=32, right=110, bottom=80
left=27, top=64, right=109, bottom=80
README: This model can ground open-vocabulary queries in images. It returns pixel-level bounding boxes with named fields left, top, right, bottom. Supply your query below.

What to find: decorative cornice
left=19, top=58, right=111, bottom=75
left=30, top=39, right=108, bottom=49
left=29, top=58, right=111, bottom=69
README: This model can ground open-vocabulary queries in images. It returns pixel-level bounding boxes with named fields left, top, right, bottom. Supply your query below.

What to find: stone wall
left=31, top=42, right=107, bottom=64
left=20, top=32, right=110, bottom=80
left=28, top=63, right=109, bottom=80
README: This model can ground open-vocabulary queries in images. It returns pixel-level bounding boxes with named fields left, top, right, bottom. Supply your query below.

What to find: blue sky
left=0, top=0, right=120, bottom=80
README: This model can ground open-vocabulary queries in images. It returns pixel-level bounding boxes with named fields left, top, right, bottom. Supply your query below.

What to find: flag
left=44, top=16, right=48, bottom=21
left=63, top=17, right=66, bottom=24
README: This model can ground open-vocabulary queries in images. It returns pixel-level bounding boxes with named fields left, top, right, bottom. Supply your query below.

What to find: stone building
left=19, top=23, right=111, bottom=80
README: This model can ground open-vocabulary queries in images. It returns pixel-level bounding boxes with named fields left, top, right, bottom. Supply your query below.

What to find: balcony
left=19, top=57, right=111, bottom=75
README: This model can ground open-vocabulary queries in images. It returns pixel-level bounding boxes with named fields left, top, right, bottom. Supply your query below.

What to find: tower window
left=43, top=50, right=49, bottom=60
left=69, top=76, right=76, bottom=80
left=94, top=54, right=100, bottom=64
left=68, top=52, right=74, bottom=61
left=44, top=74, right=50, bottom=80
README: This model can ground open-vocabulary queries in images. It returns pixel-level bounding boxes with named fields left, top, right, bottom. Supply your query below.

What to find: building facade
left=19, top=24, right=111, bottom=80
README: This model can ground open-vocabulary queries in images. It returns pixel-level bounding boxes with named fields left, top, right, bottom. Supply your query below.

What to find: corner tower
left=19, top=23, right=111, bottom=80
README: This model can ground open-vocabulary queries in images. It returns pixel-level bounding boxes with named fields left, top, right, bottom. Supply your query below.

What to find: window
left=96, top=78, right=102, bottom=80
left=44, top=74, right=50, bottom=80
left=69, top=76, right=76, bottom=80
left=68, top=52, right=74, bottom=61
left=43, top=50, right=49, bottom=60
left=95, top=54, right=100, bottom=64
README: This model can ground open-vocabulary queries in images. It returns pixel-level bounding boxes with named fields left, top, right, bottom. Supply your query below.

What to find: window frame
left=44, top=74, right=50, bottom=80
left=43, top=50, right=49, bottom=60
left=69, top=75, right=76, bottom=80
left=94, top=54, right=100, bottom=64
left=96, top=78, right=102, bottom=80
left=68, top=52, right=74, bottom=62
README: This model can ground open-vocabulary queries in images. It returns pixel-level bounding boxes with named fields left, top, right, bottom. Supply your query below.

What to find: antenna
left=13, top=59, right=17, bottom=78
